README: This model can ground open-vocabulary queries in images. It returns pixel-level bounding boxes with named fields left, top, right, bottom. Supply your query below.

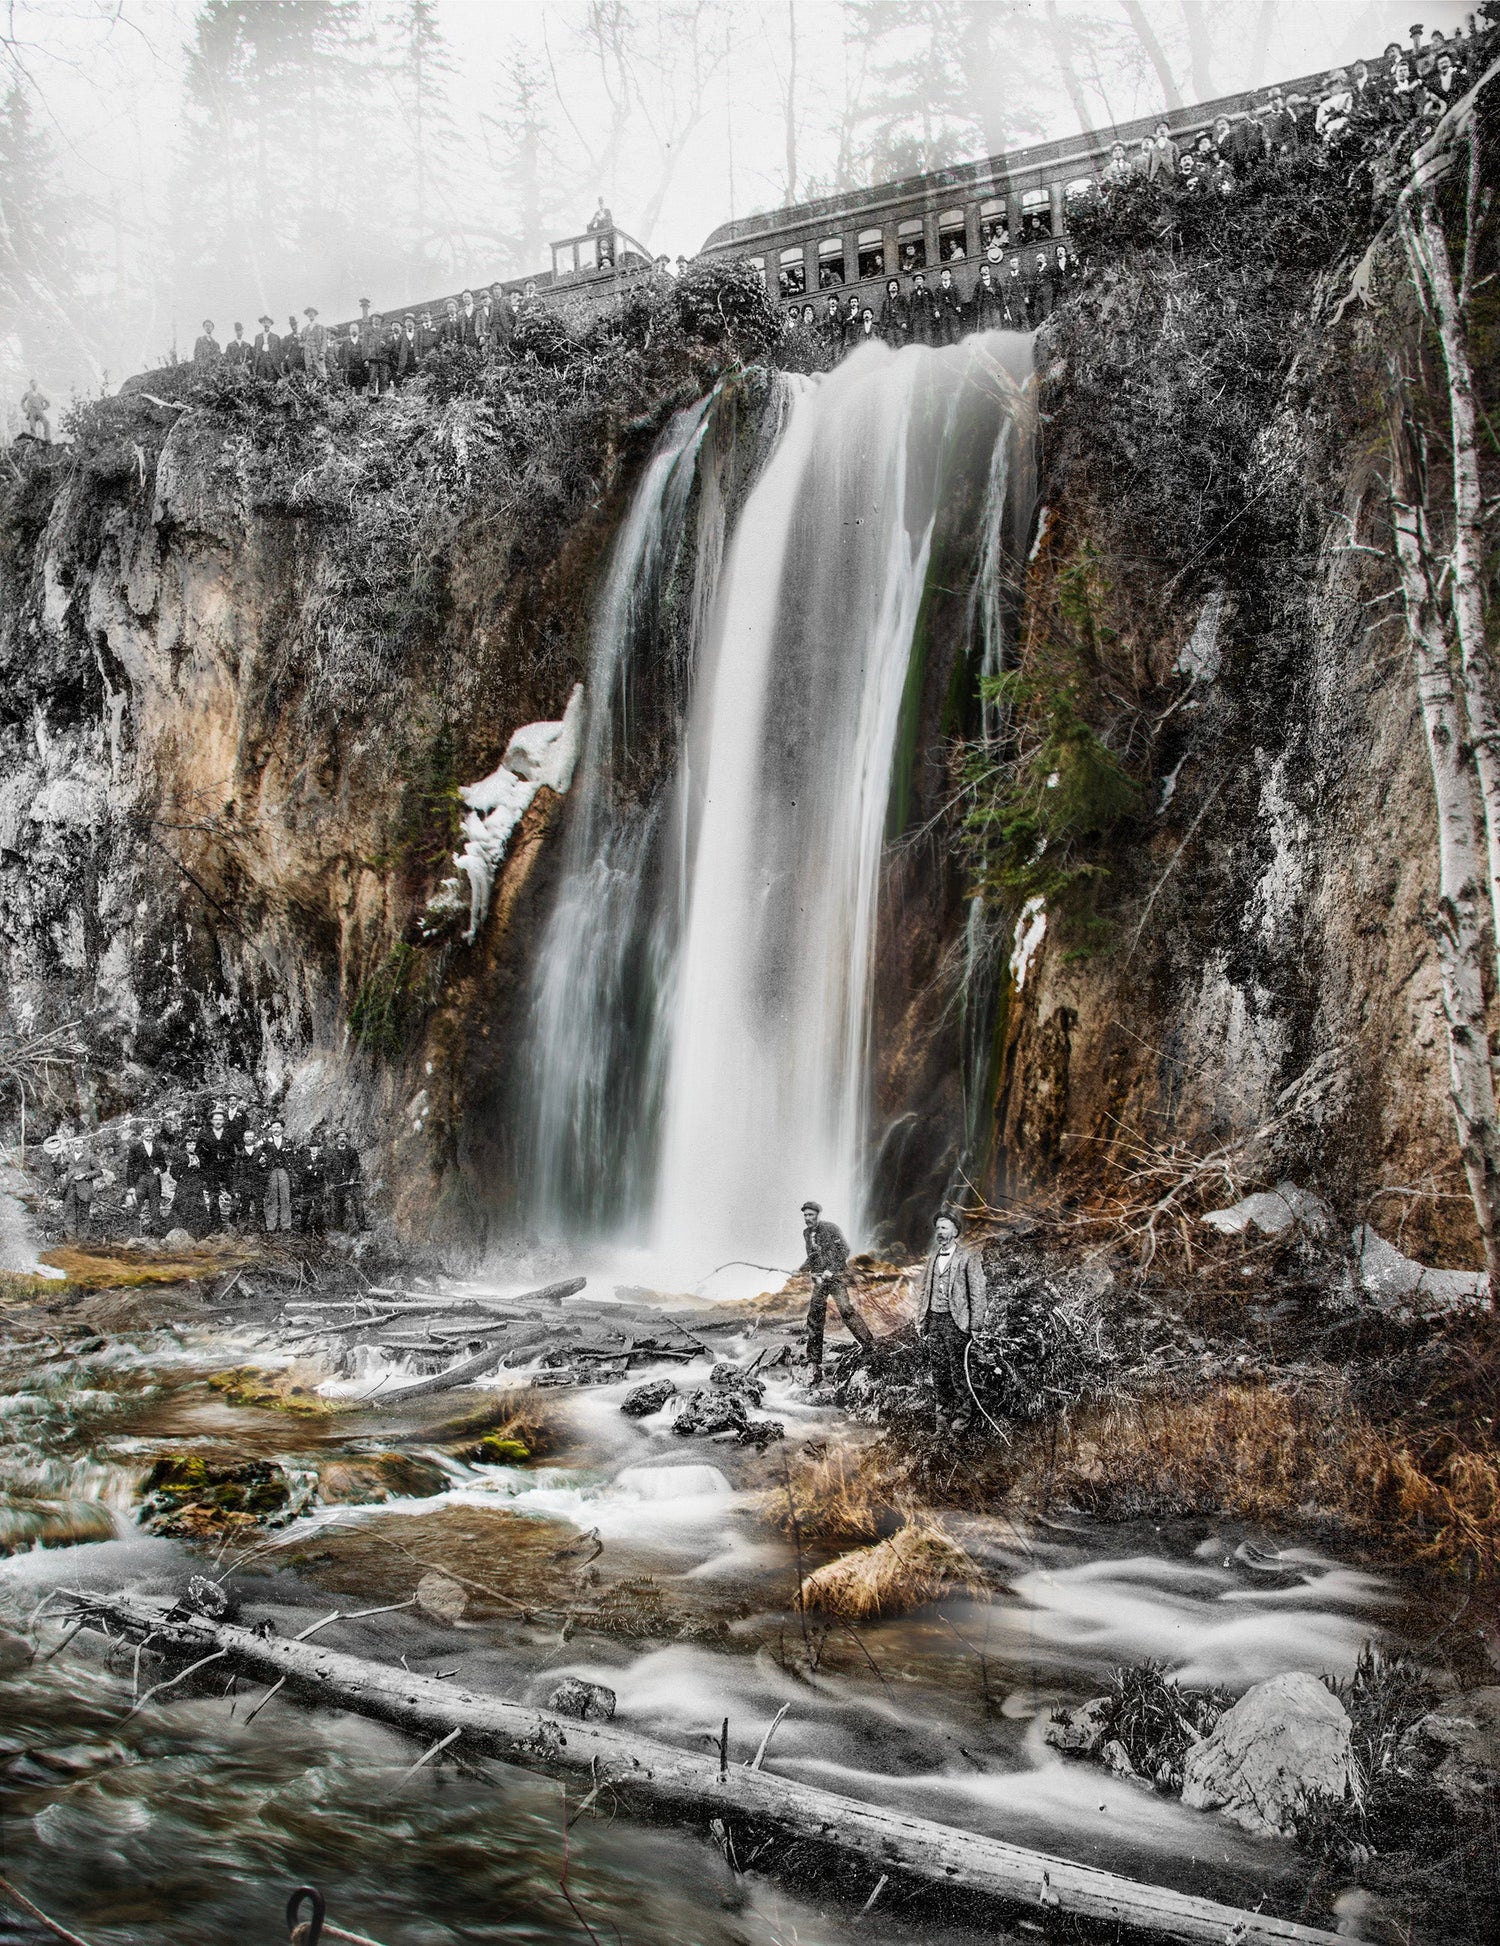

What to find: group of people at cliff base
left=798, top=1197, right=989, bottom=1432
left=781, top=245, right=1079, bottom=368
left=190, top=284, right=531, bottom=396
left=35, top=1098, right=367, bottom=1244
left=1101, top=15, right=1495, bottom=197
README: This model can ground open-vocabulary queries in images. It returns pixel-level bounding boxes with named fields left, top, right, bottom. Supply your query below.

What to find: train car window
left=1021, top=188, right=1053, bottom=239
left=857, top=228, right=885, bottom=279
left=897, top=217, right=925, bottom=272
left=979, top=198, right=1010, bottom=250
left=577, top=236, right=599, bottom=271
left=939, top=207, right=966, bottom=261
left=817, top=237, right=846, bottom=288
left=551, top=240, right=577, bottom=277
left=778, top=245, right=807, bottom=296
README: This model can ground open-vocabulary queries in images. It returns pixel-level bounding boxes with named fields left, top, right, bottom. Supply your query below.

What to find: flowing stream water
left=0, top=1312, right=1398, bottom=1946
left=523, top=336, right=1033, bottom=1280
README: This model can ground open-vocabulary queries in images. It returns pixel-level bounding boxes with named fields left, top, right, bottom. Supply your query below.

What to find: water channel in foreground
left=0, top=1286, right=1402, bottom=1945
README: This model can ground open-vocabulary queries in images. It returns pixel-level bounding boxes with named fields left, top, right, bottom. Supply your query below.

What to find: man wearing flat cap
left=916, top=1207, right=988, bottom=1431
left=797, top=1199, right=875, bottom=1373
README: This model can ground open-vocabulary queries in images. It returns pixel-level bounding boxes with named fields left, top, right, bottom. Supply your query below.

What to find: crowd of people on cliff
left=776, top=15, right=1496, bottom=372
left=188, top=283, right=532, bottom=398
left=33, top=1100, right=368, bottom=1244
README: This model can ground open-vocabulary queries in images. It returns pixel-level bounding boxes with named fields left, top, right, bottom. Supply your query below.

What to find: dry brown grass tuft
left=760, top=1439, right=912, bottom=1542
left=38, top=1241, right=254, bottom=1289
left=797, top=1513, right=989, bottom=1619
left=1010, top=1383, right=1500, bottom=1581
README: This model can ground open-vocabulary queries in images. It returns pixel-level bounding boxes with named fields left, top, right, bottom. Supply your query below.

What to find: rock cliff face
left=983, top=223, right=1470, bottom=1266
left=0, top=222, right=1475, bottom=1265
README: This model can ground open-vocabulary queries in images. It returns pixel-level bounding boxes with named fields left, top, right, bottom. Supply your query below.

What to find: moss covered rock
left=138, top=1455, right=293, bottom=1536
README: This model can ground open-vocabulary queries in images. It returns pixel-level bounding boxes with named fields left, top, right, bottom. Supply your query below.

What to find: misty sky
left=0, top=0, right=1476, bottom=401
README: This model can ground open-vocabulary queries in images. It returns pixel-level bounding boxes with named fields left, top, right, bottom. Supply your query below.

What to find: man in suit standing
left=261, top=1119, right=296, bottom=1232
left=192, top=320, right=221, bottom=366
left=301, top=305, right=328, bottom=381
left=125, top=1120, right=170, bottom=1231
left=252, top=315, right=282, bottom=378
left=797, top=1199, right=875, bottom=1372
left=915, top=1209, right=988, bottom=1432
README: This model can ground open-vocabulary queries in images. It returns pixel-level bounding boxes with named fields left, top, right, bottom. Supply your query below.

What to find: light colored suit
left=916, top=1241, right=988, bottom=1335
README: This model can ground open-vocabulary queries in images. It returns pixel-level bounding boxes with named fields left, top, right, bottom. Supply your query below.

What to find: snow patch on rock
left=1202, top=1181, right=1335, bottom=1239
left=1009, top=896, right=1046, bottom=991
left=1353, top=1224, right=1489, bottom=1315
left=442, top=686, right=584, bottom=943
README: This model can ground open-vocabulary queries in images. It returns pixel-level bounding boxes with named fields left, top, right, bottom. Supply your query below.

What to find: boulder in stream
left=671, top=1386, right=784, bottom=1446
left=317, top=1453, right=449, bottom=1505
left=548, top=1677, right=616, bottom=1722
left=138, top=1455, right=298, bottom=1536
left=621, top=1378, right=677, bottom=1417
left=1045, top=1695, right=1112, bottom=1756
left=1181, top=1670, right=1354, bottom=1835
left=415, top=1570, right=468, bottom=1624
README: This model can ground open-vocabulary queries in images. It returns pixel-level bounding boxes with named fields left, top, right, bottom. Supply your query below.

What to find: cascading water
left=525, top=398, right=713, bottom=1234
left=525, top=335, right=1033, bottom=1273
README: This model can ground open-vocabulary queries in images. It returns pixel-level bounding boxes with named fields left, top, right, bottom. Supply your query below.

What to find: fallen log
left=361, top=1286, right=582, bottom=1400
left=69, top=1589, right=1342, bottom=1946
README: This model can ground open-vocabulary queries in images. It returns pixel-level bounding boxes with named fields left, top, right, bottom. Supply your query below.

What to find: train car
left=694, top=70, right=1335, bottom=317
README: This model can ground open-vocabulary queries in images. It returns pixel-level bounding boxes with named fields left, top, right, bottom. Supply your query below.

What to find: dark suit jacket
left=801, top=1218, right=849, bottom=1280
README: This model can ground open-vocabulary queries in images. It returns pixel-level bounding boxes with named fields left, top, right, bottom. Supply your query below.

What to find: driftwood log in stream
left=360, top=1280, right=586, bottom=1399
left=70, top=1590, right=1342, bottom=1946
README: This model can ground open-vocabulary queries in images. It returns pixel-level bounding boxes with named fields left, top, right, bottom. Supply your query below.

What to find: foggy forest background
left=0, top=0, right=1474, bottom=404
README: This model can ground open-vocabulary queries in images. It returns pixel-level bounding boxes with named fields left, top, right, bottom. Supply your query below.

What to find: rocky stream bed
left=0, top=1247, right=1492, bottom=1946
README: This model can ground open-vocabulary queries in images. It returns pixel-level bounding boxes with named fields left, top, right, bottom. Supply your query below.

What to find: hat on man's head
left=305, top=305, right=318, bottom=317
left=258, top=314, right=273, bottom=325
left=800, top=1199, right=822, bottom=1215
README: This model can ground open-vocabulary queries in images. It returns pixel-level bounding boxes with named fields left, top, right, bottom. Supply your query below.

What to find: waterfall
left=525, top=398, right=712, bottom=1234
left=654, top=334, right=1031, bottom=1273
left=524, top=335, right=1033, bottom=1276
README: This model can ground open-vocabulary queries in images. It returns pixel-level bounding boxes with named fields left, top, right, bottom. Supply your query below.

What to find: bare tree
left=1117, top=0, right=1181, bottom=111
left=1388, top=403, right=1500, bottom=1288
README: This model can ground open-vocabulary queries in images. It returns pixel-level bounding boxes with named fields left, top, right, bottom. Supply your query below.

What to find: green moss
left=962, top=542, right=1143, bottom=933
left=348, top=942, right=425, bottom=1058
left=468, top=1434, right=531, bottom=1465
left=138, top=1453, right=291, bottom=1533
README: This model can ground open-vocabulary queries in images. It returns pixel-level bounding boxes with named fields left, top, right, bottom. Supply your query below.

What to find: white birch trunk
left=1390, top=482, right=1500, bottom=1292
left=1399, top=181, right=1500, bottom=976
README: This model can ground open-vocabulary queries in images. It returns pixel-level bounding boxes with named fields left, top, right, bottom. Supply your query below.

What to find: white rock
left=1181, top=1670, right=1354, bottom=1836
left=1201, top=1181, right=1335, bottom=1239
left=1353, top=1224, right=1489, bottom=1316
left=1044, top=1695, right=1112, bottom=1755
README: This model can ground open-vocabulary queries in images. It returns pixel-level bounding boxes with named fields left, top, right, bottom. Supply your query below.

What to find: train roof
left=697, top=67, right=1335, bottom=253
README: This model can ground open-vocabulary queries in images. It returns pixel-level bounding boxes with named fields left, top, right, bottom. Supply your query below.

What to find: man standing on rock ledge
left=797, top=1200, right=875, bottom=1373
left=916, top=1208, right=988, bottom=1432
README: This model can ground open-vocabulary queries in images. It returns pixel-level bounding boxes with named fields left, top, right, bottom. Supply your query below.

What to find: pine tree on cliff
left=0, top=79, right=91, bottom=394
left=172, top=0, right=379, bottom=317
left=383, top=0, right=464, bottom=297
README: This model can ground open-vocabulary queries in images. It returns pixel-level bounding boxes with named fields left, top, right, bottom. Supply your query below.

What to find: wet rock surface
left=547, top=1677, right=616, bottom=1722
left=621, top=1377, right=676, bottom=1417
left=1398, top=1687, right=1500, bottom=1806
